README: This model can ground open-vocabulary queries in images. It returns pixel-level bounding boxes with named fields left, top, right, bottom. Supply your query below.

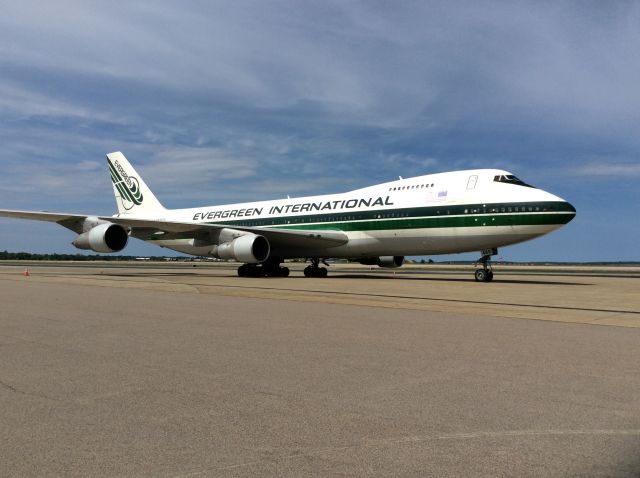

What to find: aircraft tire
left=303, top=266, right=327, bottom=278
left=239, top=264, right=265, bottom=277
left=475, top=269, right=487, bottom=282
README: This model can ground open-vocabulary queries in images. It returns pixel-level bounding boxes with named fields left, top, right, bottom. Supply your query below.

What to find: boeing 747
left=0, top=152, right=575, bottom=281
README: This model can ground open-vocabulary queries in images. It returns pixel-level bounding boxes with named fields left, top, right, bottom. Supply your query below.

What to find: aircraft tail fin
left=106, top=152, right=165, bottom=215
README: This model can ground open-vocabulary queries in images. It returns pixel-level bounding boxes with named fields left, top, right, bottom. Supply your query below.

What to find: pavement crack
left=0, top=378, right=61, bottom=402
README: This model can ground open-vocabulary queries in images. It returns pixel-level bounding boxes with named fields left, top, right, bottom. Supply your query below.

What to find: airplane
left=0, top=152, right=576, bottom=281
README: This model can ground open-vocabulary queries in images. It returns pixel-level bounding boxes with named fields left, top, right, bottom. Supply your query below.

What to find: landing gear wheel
left=304, top=260, right=328, bottom=278
left=238, top=264, right=249, bottom=277
left=249, top=258, right=290, bottom=278
left=474, top=248, right=497, bottom=282
left=238, top=264, right=266, bottom=277
left=475, top=269, right=487, bottom=282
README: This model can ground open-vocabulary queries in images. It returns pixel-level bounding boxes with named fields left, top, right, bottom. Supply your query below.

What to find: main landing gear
left=474, top=248, right=497, bottom=282
left=303, top=258, right=328, bottom=278
left=237, top=259, right=289, bottom=277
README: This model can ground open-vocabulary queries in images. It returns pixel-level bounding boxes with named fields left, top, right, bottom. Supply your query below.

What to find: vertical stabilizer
left=106, top=152, right=165, bottom=215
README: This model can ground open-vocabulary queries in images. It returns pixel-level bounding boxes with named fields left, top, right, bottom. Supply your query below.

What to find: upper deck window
left=493, top=174, right=535, bottom=188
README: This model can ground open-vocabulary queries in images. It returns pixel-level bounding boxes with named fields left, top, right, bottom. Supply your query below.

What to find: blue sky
left=0, top=1, right=638, bottom=261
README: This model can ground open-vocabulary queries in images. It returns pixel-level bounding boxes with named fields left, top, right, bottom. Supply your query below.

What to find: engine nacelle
left=211, top=233, right=270, bottom=263
left=359, top=256, right=405, bottom=268
left=72, top=223, right=129, bottom=253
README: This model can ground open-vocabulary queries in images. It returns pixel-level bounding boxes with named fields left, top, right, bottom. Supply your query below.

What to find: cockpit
left=493, top=174, right=535, bottom=188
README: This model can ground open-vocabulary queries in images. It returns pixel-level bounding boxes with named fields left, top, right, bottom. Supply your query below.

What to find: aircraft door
left=466, top=175, right=478, bottom=189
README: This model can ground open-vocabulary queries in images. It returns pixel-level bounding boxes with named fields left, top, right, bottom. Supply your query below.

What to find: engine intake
left=73, top=223, right=129, bottom=253
left=359, top=256, right=405, bottom=268
left=211, top=234, right=270, bottom=263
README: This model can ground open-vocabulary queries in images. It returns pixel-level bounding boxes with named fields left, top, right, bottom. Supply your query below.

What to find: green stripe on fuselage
left=275, top=212, right=572, bottom=232
left=210, top=201, right=572, bottom=226
left=165, top=201, right=574, bottom=239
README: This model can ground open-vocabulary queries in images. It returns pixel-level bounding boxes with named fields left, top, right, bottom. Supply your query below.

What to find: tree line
left=0, top=251, right=143, bottom=261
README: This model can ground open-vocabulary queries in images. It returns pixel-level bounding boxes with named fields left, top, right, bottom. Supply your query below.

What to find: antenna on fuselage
left=398, top=176, right=403, bottom=180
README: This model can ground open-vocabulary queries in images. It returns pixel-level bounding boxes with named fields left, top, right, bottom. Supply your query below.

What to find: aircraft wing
left=105, top=215, right=349, bottom=249
left=0, top=209, right=90, bottom=234
left=0, top=209, right=349, bottom=249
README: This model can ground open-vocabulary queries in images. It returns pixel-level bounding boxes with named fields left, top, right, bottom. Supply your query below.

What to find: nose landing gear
left=475, top=248, right=497, bottom=282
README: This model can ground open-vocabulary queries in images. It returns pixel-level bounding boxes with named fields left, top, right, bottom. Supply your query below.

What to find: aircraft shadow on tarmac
left=330, top=274, right=590, bottom=286
left=94, top=271, right=590, bottom=287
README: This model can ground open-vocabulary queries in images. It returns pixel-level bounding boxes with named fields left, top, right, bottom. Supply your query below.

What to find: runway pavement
left=1, top=262, right=639, bottom=476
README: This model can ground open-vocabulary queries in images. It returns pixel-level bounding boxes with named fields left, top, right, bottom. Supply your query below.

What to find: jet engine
left=72, top=223, right=129, bottom=253
left=211, top=233, right=270, bottom=263
left=359, top=256, right=405, bottom=268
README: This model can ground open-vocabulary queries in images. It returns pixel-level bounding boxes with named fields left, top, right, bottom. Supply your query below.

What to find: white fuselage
left=143, top=169, right=575, bottom=259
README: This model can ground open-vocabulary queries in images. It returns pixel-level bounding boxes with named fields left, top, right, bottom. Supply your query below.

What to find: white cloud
left=2, top=1, right=640, bottom=135
left=0, top=162, right=106, bottom=199
left=0, top=81, right=129, bottom=125
left=76, top=160, right=102, bottom=171
left=0, top=83, right=90, bottom=119
left=574, top=161, right=640, bottom=178
left=385, top=154, right=439, bottom=170
left=140, top=145, right=258, bottom=186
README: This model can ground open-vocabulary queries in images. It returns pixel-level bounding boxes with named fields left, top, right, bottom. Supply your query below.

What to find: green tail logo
left=108, top=158, right=143, bottom=210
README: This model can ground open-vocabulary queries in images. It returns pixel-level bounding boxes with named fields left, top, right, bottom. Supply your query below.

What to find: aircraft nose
left=561, top=201, right=576, bottom=223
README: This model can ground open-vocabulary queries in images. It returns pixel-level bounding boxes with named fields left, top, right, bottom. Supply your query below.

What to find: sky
left=0, top=1, right=638, bottom=262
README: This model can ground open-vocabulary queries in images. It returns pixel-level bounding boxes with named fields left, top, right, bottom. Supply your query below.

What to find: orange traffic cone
left=23, top=269, right=29, bottom=277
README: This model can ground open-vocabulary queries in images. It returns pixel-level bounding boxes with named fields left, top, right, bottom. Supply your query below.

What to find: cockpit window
left=493, top=174, right=535, bottom=188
